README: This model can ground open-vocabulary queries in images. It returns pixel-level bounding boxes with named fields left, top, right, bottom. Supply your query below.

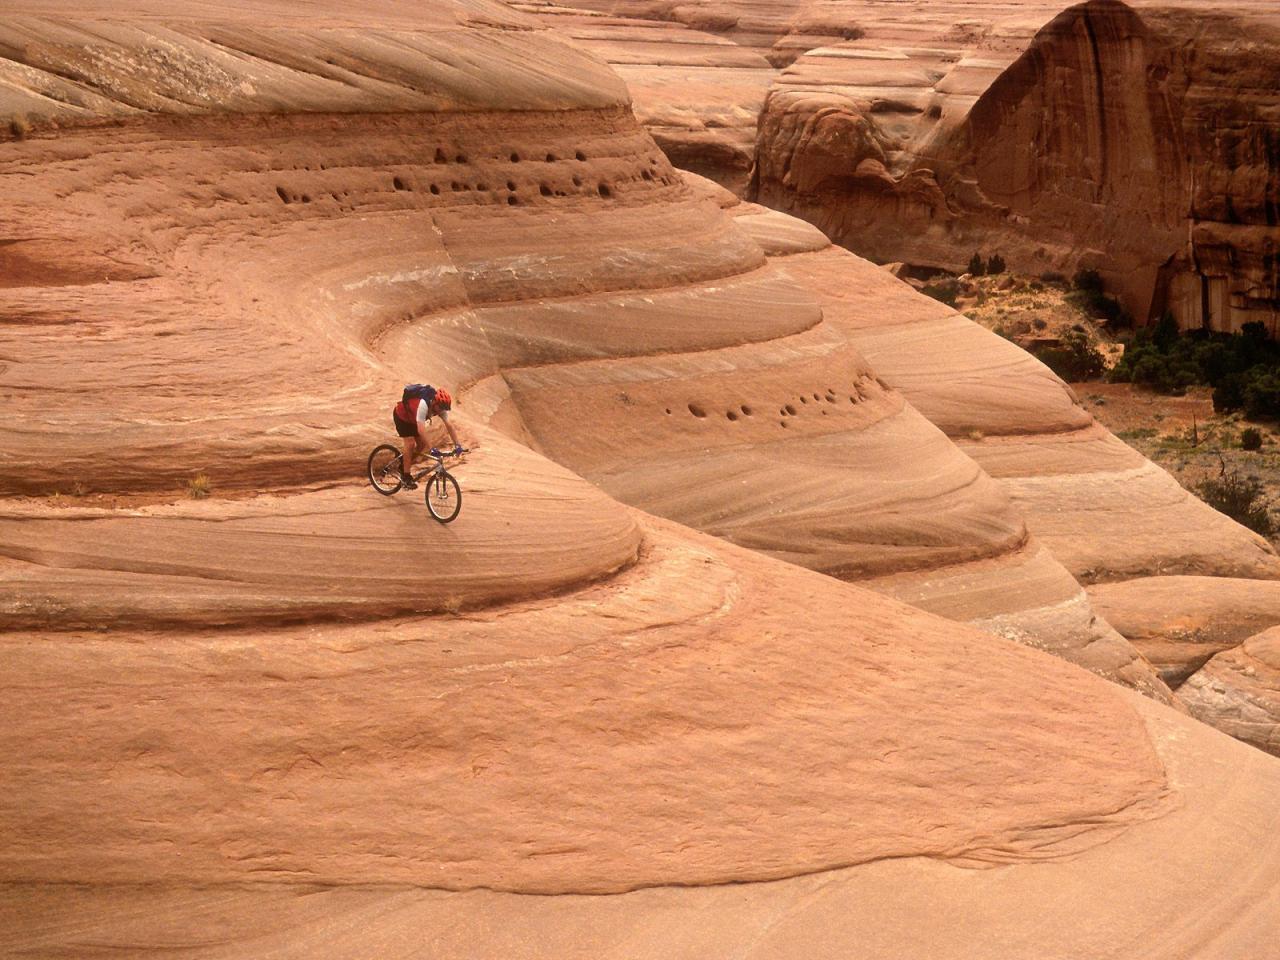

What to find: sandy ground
left=1077, top=384, right=1280, bottom=546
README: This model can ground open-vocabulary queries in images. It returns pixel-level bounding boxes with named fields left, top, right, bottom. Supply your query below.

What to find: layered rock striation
left=718, top=179, right=1280, bottom=579
left=717, top=178, right=1280, bottom=732
left=1180, top=625, right=1280, bottom=757
left=0, top=7, right=1168, bottom=688
left=3, top=4, right=1280, bottom=957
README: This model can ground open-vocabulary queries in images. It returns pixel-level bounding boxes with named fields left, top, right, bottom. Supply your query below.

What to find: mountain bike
left=366, top=444, right=465, bottom=523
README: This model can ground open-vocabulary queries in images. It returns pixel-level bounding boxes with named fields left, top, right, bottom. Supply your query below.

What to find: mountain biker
left=393, top=384, right=461, bottom=489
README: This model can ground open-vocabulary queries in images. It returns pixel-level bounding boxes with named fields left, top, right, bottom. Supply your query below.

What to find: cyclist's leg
left=401, top=435, right=417, bottom=477
left=393, top=412, right=417, bottom=483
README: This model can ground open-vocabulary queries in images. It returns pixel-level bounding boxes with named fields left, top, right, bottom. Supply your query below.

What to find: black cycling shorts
left=393, top=412, right=416, bottom=438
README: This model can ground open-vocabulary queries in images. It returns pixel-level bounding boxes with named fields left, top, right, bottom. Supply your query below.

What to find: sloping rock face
left=721, top=180, right=1280, bottom=584
left=517, top=3, right=775, bottom=192
left=0, top=5, right=1174, bottom=698
left=1180, top=626, right=1280, bottom=757
left=2, top=517, right=1177, bottom=893
left=719, top=179, right=1280, bottom=732
left=750, top=0, right=1280, bottom=332
left=4, top=4, right=1280, bottom=957
left=1089, top=576, right=1280, bottom=686
left=0, top=12, right=1171, bottom=693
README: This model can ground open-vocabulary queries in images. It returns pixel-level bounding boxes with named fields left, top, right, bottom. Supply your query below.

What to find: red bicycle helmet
left=433, top=387, right=452, bottom=410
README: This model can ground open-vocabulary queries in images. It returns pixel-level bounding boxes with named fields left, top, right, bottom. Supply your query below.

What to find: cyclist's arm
left=439, top=410, right=460, bottom=448
left=415, top=401, right=432, bottom=446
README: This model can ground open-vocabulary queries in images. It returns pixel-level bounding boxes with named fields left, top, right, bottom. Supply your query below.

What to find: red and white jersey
left=395, top=397, right=448, bottom=423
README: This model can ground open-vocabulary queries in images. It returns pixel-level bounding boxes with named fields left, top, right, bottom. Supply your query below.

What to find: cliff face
left=1169, top=9, right=1280, bottom=334
left=956, top=1, right=1280, bottom=332
left=750, top=0, right=1280, bottom=333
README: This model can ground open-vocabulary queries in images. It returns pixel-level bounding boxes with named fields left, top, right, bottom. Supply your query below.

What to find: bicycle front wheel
left=367, top=444, right=404, bottom=496
left=425, top=470, right=461, bottom=523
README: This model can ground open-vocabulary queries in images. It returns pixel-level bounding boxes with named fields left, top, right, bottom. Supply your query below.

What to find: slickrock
left=473, top=185, right=1166, bottom=692
left=0, top=2, right=1171, bottom=693
left=0, top=433, right=642, bottom=627
left=4, top=3, right=1280, bottom=957
left=5, top=676, right=1280, bottom=958
left=1181, top=626, right=1280, bottom=758
left=1089, top=576, right=1280, bottom=687
left=516, top=2, right=775, bottom=191
left=719, top=178, right=1280, bottom=722
left=721, top=178, right=1280, bottom=587
left=0, top=518, right=1176, bottom=893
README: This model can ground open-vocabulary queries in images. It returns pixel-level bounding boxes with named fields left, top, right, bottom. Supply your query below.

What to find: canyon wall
left=750, top=0, right=1280, bottom=332
left=4, top=3, right=1280, bottom=956
left=542, top=0, right=1280, bottom=334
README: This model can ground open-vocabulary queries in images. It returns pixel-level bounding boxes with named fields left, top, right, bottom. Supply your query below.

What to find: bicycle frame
left=406, top=448, right=462, bottom=482
left=411, top=456, right=447, bottom=482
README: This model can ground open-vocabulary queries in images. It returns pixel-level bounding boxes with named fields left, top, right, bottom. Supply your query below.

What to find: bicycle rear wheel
left=425, top=470, right=462, bottom=523
left=367, top=444, right=404, bottom=495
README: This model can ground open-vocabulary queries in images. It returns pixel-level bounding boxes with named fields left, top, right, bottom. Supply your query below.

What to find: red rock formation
left=0, top=2, right=1178, bottom=703
left=4, top=3, right=1280, bottom=957
left=750, top=0, right=1280, bottom=332
left=518, top=2, right=776, bottom=191
left=544, top=1, right=1278, bottom=332
left=1089, top=576, right=1280, bottom=685
left=1180, top=625, right=1280, bottom=757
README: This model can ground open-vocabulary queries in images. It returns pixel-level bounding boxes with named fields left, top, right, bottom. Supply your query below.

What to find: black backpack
left=402, top=383, right=436, bottom=407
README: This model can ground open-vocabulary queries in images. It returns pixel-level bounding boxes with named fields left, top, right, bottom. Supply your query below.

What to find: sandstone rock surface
left=3, top=3, right=1280, bottom=957
left=1089, top=576, right=1280, bottom=687
left=720, top=175, right=1280, bottom=733
left=5, top=684, right=1280, bottom=958
left=718, top=178, right=1280, bottom=588
left=1181, top=626, right=1280, bottom=758
left=0, top=2, right=1168, bottom=691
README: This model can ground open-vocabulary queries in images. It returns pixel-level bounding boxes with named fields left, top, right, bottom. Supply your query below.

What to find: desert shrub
left=9, top=115, right=30, bottom=139
left=986, top=253, right=1006, bottom=274
left=922, top=278, right=959, bottom=307
left=1117, top=427, right=1158, bottom=441
left=1066, top=268, right=1130, bottom=326
left=1073, top=268, right=1104, bottom=294
left=1196, top=469, right=1274, bottom=537
left=1244, top=369, right=1280, bottom=419
left=1113, top=314, right=1280, bottom=411
left=1032, top=330, right=1106, bottom=381
left=1150, top=311, right=1179, bottom=350
left=187, top=473, right=212, bottom=499
left=1114, top=344, right=1198, bottom=394
left=967, top=252, right=985, bottom=276
left=1241, top=427, right=1264, bottom=451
